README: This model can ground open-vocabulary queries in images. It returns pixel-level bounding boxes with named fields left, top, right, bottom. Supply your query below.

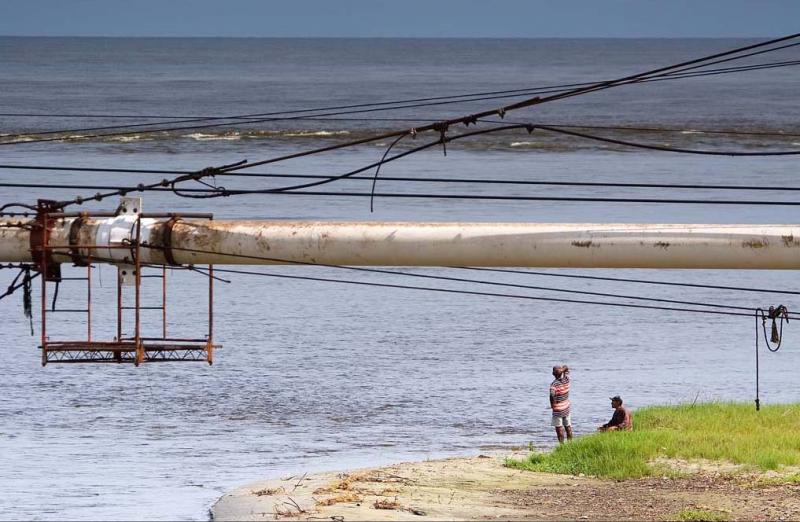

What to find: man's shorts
left=551, top=414, right=572, bottom=427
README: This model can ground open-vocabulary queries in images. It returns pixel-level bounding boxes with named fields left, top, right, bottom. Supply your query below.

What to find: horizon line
left=0, top=34, right=775, bottom=40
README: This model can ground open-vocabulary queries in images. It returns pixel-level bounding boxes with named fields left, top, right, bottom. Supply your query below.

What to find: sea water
left=1, top=37, right=799, bottom=520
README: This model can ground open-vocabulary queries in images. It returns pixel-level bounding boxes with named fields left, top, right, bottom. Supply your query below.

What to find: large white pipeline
left=2, top=216, right=800, bottom=269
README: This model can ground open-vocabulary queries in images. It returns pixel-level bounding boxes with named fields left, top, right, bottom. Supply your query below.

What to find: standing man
left=549, top=365, right=573, bottom=443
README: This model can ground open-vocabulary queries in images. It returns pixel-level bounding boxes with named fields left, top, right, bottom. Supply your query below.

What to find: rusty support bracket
left=30, top=199, right=62, bottom=282
left=36, top=197, right=220, bottom=366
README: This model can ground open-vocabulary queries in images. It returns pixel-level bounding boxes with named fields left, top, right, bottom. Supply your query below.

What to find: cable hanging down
left=754, top=305, right=790, bottom=410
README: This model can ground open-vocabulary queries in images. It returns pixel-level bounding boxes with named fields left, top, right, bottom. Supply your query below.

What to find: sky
left=0, top=0, right=797, bottom=38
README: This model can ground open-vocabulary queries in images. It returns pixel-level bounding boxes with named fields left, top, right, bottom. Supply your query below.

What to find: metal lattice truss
left=34, top=198, right=220, bottom=367
left=41, top=341, right=219, bottom=364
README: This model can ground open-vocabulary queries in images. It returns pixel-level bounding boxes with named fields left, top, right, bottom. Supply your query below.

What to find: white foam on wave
left=281, top=130, right=351, bottom=137
left=183, top=133, right=241, bottom=141
left=681, top=130, right=704, bottom=135
left=108, top=135, right=146, bottom=142
left=510, top=141, right=536, bottom=147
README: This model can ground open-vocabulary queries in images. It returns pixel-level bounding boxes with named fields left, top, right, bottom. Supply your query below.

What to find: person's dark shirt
left=602, top=407, right=632, bottom=430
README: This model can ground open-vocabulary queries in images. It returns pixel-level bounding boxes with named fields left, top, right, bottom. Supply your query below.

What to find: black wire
left=3, top=55, right=793, bottom=147
left=460, top=267, right=800, bottom=297
left=2, top=45, right=799, bottom=148
left=0, top=81, right=597, bottom=137
left=0, top=267, right=40, bottom=302
left=5, top=35, right=800, bottom=213
left=34, top=236, right=754, bottom=316
left=131, top=244, right=761, bottom=317
left=370, top=133, right=408, bottom=212
left=479, top=120, right=800, bottom=139
left=517, top=50, right=800, bottom=110
left=3, top=37, right=799, bottom=127
left=167, top=189, right=800, bottom=206
left=643, top=39, right=800, bottom=77
left=0, top=52, right=795, bottom=143
left=0, top=87, right=581, bottom=146
left=535, top=125, right=800, bottom=156
left=184, top=266, right=756, bottom=318
left=240, top=123, right=800, bottom=196
left=5, top=165, right=800, bottom=193
left=4, top=182, right=800, bottom=206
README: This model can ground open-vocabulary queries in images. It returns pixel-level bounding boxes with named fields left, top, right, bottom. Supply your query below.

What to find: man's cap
left=609, top=395, right=622, bottom=402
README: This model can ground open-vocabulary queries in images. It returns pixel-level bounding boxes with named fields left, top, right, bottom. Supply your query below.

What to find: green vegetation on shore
left=507, top=402, right=800, bottom=480
left=674, top=508, right=729, bottom=522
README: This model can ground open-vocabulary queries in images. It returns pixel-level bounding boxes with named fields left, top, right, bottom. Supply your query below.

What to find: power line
left=3, top=181, right=800, bottom=206
left=206, top=268, right=758, bottom=318
left=5, top=35, right=799, bottom=213
left=4, top=123, right=800, bottom=211
left=4, top=37, right=799, bottom=127
left=231, top=123, right=800, bottom=197
left=4, top=165, right=800, bottom=193
left=209, top=190, right=800, bottom=206
left=534, top=124, right=800, bottom=156
left=459, top=267, right=800, bottom=297
left=2, top=47, right=799, bottom=148
left=133, top=244, right=759, bottom=318
left=479, top=122, right=800, bottom=139
left=36, top=244, right=778, bottom=312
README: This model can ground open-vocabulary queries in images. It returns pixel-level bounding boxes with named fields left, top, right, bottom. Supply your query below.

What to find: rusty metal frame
left=34, top=201, right=220, bottom=366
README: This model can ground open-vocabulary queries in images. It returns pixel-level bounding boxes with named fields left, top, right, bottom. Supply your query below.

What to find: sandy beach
left=211, top=452, right=800, bottom=521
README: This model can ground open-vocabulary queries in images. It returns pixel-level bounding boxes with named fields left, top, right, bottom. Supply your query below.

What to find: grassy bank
left=507, top=402, right=800, bottom=480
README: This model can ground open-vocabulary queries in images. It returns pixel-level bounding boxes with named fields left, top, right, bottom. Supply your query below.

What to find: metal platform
left=33, top=198, right=220, bottom=366
left=40, top=340, right=220, bottom=364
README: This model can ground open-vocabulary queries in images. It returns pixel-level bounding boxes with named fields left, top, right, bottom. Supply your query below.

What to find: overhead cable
left=133, top=244, right=761, bottom=318
left=2, top=38, right=799, bottom=147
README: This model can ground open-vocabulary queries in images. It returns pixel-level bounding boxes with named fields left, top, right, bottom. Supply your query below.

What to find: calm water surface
left=0, top=38, right=799, bottom=520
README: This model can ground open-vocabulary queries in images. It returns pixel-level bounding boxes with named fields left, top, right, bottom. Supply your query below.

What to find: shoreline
left=210, top=451, right=800, bottom=521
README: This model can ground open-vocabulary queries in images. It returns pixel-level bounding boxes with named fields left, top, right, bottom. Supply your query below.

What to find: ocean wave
left=0, top=135, right=36, bottom=142
left=505, top=140, right=574, bottom=152
left=108, top=135, right=149, bottom=142
left=3, top=124, right=800, bottom=154
left=280, top=130, right=350, bottom=137
left=183, top=132, right=242, bottom=141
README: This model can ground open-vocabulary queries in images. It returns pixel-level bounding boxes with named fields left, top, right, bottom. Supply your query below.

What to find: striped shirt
left=550, top=374, right=571, bottom=418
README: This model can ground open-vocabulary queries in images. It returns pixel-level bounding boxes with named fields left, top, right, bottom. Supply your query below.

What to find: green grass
left=506, top=402, right=800, bottom=480
left=674, top=508, right=729, bottom=521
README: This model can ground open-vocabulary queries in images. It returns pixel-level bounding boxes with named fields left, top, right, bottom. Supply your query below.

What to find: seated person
left=598, top=395, right=633, bottom=432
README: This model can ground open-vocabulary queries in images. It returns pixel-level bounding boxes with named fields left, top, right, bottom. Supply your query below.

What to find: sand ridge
left=212, top=452, right=800, bottom=521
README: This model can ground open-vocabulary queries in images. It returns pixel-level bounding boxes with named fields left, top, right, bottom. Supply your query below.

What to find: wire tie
left=498, top=108, right=506, bottom=119
left=410, top=128, right=417, bottom=139
left=526, top=124, right=536, bottom=134
left=94, top=193, right=102, bottom=201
